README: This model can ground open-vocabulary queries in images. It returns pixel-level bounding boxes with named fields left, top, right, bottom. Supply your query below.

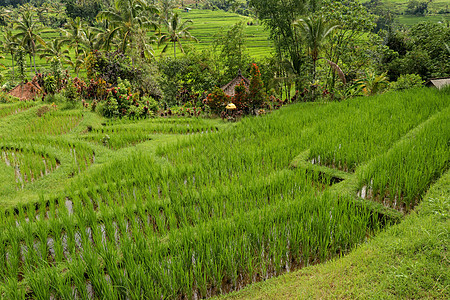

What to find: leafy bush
left=205, top=86, right=229, bottom=115
left=97, top=78, right=154, bottom=119
left=63, top=78, right=78, bottom=103
left=390, top=74, right=424, bottom=91
left=44, top=92, right=66, bottom=104
left=141, top=96, right=159, bottom=113
left=158, top=51, right=217, bottom=106
left=86, top=50, right=140, bottom=86
left=43, top=75, right=57, bottom=94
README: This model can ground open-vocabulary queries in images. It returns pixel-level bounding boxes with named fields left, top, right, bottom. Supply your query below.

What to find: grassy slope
left=360, top=0, right=450, bottom=25
left=223, top=171, right=449, bottom=299
left=155, top=9, right=272, bottom=59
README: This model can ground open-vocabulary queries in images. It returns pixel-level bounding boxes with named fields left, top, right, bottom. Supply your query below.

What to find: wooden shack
left=8, top=81, right=42, bottom=100
left=221, top=70, right=250, bottom=97
left=426, top=77, right=450, bottom=90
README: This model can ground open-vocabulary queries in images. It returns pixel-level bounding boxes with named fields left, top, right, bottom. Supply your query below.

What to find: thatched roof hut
left=8, top=81, right=42, bottom=100
left=221, top=70, right=250, bottom=97
left=426, top=77, right=450, bottom=89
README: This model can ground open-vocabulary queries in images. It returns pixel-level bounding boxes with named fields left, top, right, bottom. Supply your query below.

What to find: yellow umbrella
left=226, top=103, right=237, bottom=110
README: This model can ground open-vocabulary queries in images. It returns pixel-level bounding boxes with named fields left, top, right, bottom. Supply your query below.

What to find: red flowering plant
left=248, top=63, right=267, bottom=113
left=96, top=78, right=154, bottom=119
left=205, top=86, right=229, bottom=115
left=232, top=80, right=249, bottom=113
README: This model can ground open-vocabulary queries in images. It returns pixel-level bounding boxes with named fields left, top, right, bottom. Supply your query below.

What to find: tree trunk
left=29, top=54, right=33, bottom=77
left=32, top=40, right=37, bottom=74
left=11, top=54, right=15, bottom=80
left=312, top=59, right=317, bottom=101
left=32, top=51, right=37, bottom=74
left=174, top=41, right=176, bottom=58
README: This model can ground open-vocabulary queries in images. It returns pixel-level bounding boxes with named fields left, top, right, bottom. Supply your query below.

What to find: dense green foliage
left=0, top=1, right=449, bottom=298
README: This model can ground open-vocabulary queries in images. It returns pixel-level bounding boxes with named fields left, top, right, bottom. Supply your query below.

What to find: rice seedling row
left=0, top=147, right=59, bottom=190
left=0, top=102, right=36, bottom=119
left=0, top=88, right=448, bottom=298
left=0, top=185, right=377, bottom=299
left=15, top=111, right=83, bottom=136
left=307, top=88, right=449, bottom=172
left=358, top=105, right=450, bottom=211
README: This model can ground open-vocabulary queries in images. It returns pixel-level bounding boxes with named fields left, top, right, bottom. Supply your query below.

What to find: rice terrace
left=0, top=0, right=449, bottom=299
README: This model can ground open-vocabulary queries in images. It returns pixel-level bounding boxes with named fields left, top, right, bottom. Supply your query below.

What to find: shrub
left=248, top=63, right=266, bottom=112
left=390, top=74, right=424, bottom=91
left=97, top=79, right=155, bottom=119
left=86, top=50, right=140, bottom=86
left=205, top=87, right=229, bottom=115
left=43, top=76, right=57, bottom=95
left=142, top=96, right=159, bottom=113
left=63, top=78, right=78, bottom=104
left=97, top=95, right=119, bottom=118
left=232, top=80, right=249, bottom=112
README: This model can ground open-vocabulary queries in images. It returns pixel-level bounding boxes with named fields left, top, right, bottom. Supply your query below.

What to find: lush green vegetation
left=224, top=168, right=450, bottom=299
left=0, top=86, right=448, bottom=298
left=0, top=1, right=449, bottom=299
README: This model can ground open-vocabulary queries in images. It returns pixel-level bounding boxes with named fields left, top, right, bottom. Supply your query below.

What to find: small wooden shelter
left=8, top=81, right=42, bottom=100
left=426, top=77, right=450, bottom=90
left=221, top=70, right=250, bottom=97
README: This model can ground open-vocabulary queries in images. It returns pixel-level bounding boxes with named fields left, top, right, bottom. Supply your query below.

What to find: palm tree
left=157, top=0, right=177, bottom=25
left=293, top=16, right=339, bottom=82
left=38, top=39, right=72, bottom=66
left=98, top=0, right=159, bottom=58
left=0, top=7, right=12, bottom=26
left=2, top=28, right=19, bottom=81
left=13, top=9, right=46, bottom=75
left=159, top=12, right=198, bottom=58
left=60, top=17, right=88, bottom=77
left=83, top=25, right=104, bottom=51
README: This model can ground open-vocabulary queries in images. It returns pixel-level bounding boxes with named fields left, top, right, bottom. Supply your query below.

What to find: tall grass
left=1, top=88, right=448, bottom=298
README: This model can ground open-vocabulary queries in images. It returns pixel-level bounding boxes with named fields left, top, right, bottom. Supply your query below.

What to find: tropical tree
left=83, top=25, right=104, bottom=51
left=2, top=28, right=19, bottom=80
left=61, top=17, right=87, bottom=55
left=13, top=9, right=46, bottom=75
left=98, top=0, right=159, bottom=60
left=0, top=6, right=12, bottom=26
left=38, top=39, right=72, bottom=66
left=159, top=12, right=198, bottom=58
left=249, top=0, right=308, bottom=86
left=320, top=0, right=376, bottom=90
left=60, top=17, right=88, bottom=77
left=157, top=0, right=177, bottom=25
left=293, top=16, right=339, bottom=83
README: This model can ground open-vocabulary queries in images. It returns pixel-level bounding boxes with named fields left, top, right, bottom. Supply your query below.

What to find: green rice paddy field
left=0, top=87, right=449, bottom=298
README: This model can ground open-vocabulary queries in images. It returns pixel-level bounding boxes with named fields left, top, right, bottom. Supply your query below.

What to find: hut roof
left=221, top=70, right=250, bottom=97
left=8, top=81, right=42, bottom=100
left=426, top=77, right=450, bottom=89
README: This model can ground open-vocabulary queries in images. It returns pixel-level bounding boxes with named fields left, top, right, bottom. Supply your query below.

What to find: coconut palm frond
left=320, top=57, right=346, bottom=85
